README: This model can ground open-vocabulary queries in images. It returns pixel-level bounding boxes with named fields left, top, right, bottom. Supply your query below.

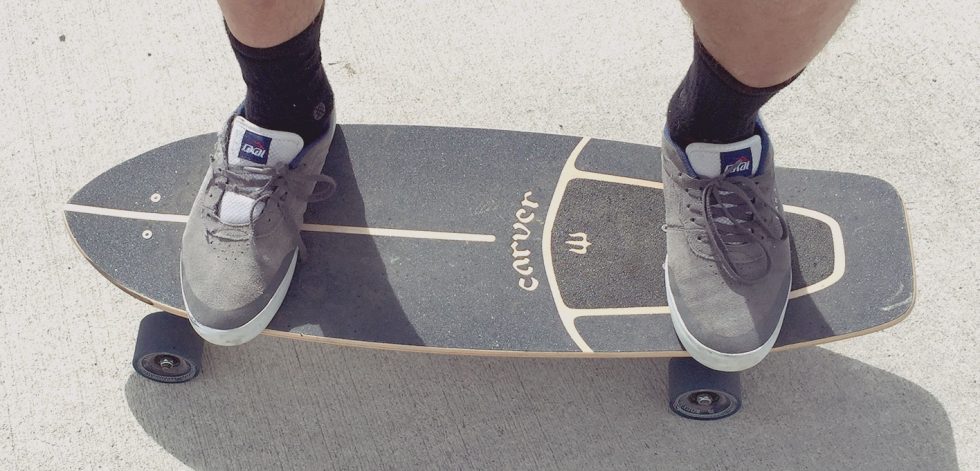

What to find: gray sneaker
left=661, top=123, right=790, bottom=371
left=180, top=109, right=337, bottom=346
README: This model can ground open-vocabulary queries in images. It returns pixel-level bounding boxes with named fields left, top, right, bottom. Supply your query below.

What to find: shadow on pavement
left=125, top=341, right=956, bottom=470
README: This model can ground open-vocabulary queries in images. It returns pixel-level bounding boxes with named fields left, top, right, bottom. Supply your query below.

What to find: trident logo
left=566, top=233, right=591, bottom=255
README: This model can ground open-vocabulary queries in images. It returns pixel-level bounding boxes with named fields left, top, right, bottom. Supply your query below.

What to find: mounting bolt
left=150, top=193, right=161, bottom=203
left=142, top=230, right=153, bottom=239
left=157, top=356, right=177, bottom=369
left=696, top=393, right=714, bottom=406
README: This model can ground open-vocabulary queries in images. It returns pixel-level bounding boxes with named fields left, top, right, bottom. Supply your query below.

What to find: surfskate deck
left=64, top=125, right=914, bottom=357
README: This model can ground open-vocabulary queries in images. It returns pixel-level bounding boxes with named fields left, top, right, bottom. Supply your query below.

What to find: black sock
left=667, top=34, right=799, bottom=149
left=226, top=7, right=334, bottom=143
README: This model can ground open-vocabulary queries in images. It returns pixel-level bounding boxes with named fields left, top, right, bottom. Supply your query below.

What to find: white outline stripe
left=540, top=137, right=848, bottom=352
left=783, top=205, right=845, bottom=298
left=567, top=206, right=847, bottom=317
left=300, top=223, right=495, bottom=242
left=541, top=137, right=595, bottom=351
left=63, top=203, right=495, bottom=243
left=64, top=204, right=188, bottom=223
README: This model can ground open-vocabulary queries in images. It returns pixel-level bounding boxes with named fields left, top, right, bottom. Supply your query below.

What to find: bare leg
left=217, top=0, right=323, bottom=48
left=681, top=0, right=855, bottom=87
left=667, top=0, right=855, bottom=148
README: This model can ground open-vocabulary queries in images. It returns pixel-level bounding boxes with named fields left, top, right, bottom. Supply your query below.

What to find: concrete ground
left=2, top=0, right=977, bottom=469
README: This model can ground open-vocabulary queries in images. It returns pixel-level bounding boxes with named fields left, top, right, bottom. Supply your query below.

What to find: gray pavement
left=1, top=1, right=978, bottom=469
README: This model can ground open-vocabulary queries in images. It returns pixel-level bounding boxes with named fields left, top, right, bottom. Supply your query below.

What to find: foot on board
left=179, top=107, right=337, bottom=346
left=661, top=121, right=791, bottom=371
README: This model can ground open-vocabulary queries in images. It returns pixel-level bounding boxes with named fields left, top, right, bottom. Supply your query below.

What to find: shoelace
left=670, top=168, right=788, bottom=283
left=205, top=163, right=338, bottom=248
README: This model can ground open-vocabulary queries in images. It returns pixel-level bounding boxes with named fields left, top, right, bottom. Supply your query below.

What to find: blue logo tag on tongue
left=239, top=130, right=271, bottom=164
left=720, top=148, right=753, bottom=177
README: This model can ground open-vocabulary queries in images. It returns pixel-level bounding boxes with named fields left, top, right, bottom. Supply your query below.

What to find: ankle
left=666, top=35, right=798, bottom=149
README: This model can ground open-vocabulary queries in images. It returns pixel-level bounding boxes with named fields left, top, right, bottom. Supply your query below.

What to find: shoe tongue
left=218, top=117, right=305, bottom=224
left=684, top=135, right=762, bottom=178
left=226, top=116, right=305, bottom=167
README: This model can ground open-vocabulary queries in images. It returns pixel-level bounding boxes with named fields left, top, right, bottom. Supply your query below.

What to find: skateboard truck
left=132, top=312, right=204, bottom=384
left=129, top=312, right=746, bottom=420
left=667, top=358, right=742, bottom=420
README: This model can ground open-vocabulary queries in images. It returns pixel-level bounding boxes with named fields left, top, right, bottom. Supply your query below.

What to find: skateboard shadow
left=274, top=125, right=424, bottom=346
left=125, top=342, right=957, bottom=470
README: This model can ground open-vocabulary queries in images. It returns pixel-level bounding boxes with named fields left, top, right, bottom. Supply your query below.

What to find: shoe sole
left=184, top=249, right=298, bottom=347
left=664, top=257, right=788, bottom=372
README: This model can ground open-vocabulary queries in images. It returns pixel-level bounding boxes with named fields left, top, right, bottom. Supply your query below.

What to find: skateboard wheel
left=132, top=312, right=203, bottom=383
left=667, top=357, right=742, bottom=420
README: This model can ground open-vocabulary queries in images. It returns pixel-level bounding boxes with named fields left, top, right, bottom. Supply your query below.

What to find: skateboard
left=64, top=125, right=914, bottom=420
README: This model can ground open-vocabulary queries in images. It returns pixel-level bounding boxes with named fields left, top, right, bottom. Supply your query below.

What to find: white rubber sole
left=664, top=257, right=788, bottom=372
left=184, top=249, right=298, bottom=347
